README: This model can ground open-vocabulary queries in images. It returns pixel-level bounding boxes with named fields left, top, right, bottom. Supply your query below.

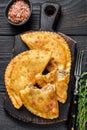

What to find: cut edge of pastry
left=35, top=68, right=58, bottom=88
left=55, top=80, right=68, bottom=103
left=20, top=83, right=59, bottom=119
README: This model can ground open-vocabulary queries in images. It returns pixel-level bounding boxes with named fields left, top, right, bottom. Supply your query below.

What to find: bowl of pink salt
left=5, top=0, right=32, bottom=26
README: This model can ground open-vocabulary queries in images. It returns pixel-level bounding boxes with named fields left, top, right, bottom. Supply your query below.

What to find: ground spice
left=8, top=0, right=30, bottom=24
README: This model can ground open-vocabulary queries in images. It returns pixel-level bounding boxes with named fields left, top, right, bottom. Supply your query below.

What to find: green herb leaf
left=76, top=72, right=87, bottom=130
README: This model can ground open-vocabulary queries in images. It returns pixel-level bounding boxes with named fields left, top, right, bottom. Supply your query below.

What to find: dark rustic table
left=0, top=0, right=87, bottom=130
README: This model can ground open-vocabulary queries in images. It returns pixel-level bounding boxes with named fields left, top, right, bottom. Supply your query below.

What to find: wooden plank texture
left=71, top=36, right=87, bottom=50
left=0, top=0, right=87, bottom=35
left=0, top=36, right=14, bottom=90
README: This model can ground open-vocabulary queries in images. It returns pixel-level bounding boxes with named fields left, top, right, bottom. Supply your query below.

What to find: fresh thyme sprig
left=76, top=72, right=87, bottom=130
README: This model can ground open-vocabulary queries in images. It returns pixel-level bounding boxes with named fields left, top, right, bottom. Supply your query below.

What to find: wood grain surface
left=0, top=0, right=87, bottom=129
left=0, top=0, right=87, bottom=35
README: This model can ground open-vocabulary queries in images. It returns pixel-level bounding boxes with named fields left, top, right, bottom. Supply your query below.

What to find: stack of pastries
left=5, top=31, right=71, bottom=119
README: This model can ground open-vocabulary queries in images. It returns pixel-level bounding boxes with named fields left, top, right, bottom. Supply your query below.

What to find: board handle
left=40, top=2, right=61, bottom=31
left=69, top=95, right=78, bottom=130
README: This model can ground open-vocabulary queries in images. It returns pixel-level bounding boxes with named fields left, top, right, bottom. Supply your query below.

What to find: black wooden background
left=0, top=0, right=87, bottom=130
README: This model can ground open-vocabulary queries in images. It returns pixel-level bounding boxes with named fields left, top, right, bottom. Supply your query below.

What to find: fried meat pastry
left=5, top=50, right=51, bottom=109
left=35, top=69, right=70, bottom=103
left=20, top=83, right=59, bottom=119
left=20, top=31, right=71, bottom=73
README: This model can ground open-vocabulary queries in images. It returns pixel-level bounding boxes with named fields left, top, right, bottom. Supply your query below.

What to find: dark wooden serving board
left=4, top=2, right=76, bottom=124
left=4, top=32, right=76, bottom=124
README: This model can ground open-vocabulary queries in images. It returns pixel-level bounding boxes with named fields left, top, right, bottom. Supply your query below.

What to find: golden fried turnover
left=5, top=50, right=51, bottom=109
left=20, top=31, right=71, bottom=73
left=20, top=83, right=59, bottom=119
